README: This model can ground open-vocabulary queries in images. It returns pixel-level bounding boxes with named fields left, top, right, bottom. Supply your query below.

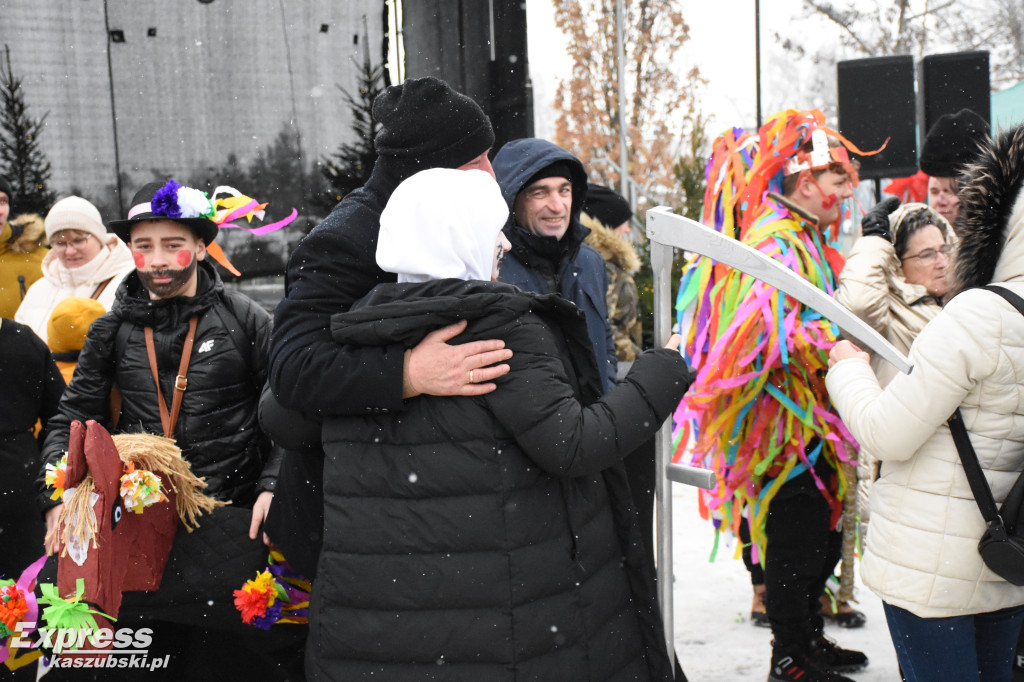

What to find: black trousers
left=764, top=479, right=843, bottom=653
left=739, top=516, right=765, bottom=586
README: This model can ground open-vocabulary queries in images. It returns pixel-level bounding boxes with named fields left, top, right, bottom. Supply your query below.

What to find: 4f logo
left=197, top=340, right=215, bottom=353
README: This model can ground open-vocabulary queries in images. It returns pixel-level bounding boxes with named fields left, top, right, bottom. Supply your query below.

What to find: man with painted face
left=493, top=139, right=617, bottom=391
left=34, top=181, right=297, bottom=676
left=679, top=111, right=867, bottom=682
left=38, top=180, right=279, bottom=540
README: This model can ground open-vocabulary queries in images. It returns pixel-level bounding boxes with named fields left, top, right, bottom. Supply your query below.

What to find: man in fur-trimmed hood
left=582, top=183, right=643, bottom=363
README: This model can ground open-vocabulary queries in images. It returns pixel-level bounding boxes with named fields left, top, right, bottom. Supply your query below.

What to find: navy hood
left=493, top=138, right=589, bottom=229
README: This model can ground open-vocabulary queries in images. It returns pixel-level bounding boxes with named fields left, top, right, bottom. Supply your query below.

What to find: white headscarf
left=377, top=168, right=508, bottom=283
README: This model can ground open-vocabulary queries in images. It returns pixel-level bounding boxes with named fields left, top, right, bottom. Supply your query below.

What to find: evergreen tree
left=319, top=25, right=385, bottom=211
left=0, top=45, right=55, bottom=215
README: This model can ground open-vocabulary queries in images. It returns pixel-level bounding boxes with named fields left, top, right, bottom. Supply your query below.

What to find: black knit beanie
left=523, top=161, right=574, bottom=189
left=0, top=175, right=13, bottom=207
left=372, top=77, right=494, bottom=176
left=920, top=108, right=990, bottom=177
left=582, top=183, right=632, bottom=228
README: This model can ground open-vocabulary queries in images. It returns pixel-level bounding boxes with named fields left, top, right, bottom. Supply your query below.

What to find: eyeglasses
left=901, top=244, right=951, bottom=264
left=51, top=236, right=93, bottom=251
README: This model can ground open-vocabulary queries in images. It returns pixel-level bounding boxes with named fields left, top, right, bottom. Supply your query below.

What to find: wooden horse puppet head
left=46, top=420, right=223, bottom=618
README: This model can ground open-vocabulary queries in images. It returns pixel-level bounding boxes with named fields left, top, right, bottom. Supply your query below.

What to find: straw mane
left=49, top=432, right=228, bottom=555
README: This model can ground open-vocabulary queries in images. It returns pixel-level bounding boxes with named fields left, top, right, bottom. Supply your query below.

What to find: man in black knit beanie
left=263, top=77, right=511, bottom=578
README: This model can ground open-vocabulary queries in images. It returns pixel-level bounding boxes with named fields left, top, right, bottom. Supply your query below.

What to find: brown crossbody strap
left=90, top=276, right=115, bottom=300
left=144, top=316, right=199, bottom=439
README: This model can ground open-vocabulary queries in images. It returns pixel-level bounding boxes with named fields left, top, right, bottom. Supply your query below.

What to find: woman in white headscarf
left=306, top=168, right=693, bottom=682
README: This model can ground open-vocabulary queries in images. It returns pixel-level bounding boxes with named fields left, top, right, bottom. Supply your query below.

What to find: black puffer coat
left=38, top=261, right=278, bottom=510
left=308, top=279, right=692, bottom=682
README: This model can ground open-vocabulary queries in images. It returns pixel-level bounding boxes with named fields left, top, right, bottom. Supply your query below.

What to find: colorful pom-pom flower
left=0, top=582, right=30, bottom=638
left=151, top=179, right=215, bottom=221
left=234, top=571, right=275, bottom=623
left=44, top=453, right=68, bottom=501
left=119, top=462, right=166, bottom=514
left=233, top=570, right=289, bottom=630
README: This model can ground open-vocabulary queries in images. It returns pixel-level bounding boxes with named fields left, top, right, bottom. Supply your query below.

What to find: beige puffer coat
left=834, top=203, right=950, bottom=528
left=826, top=154, right=1024, bottom=617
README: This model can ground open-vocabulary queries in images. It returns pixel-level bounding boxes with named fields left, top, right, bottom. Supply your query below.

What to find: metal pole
left=755, top=0, right=762, bottom=128
left=615, top=0, right=629, bottom=201
left=651, top=236, right=675, bottom=661
left=102, top=0, right=124, bottom=216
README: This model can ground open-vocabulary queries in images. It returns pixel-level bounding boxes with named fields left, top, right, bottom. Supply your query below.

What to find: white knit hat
left=44, top=196, right=109, bottom=242
left=377, top=168, right=508, bottom=283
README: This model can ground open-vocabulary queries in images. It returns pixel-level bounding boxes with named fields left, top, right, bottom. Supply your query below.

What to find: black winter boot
left=807, top=634, right=869, bottom=674
left=768, top=647, right=855, bottom=682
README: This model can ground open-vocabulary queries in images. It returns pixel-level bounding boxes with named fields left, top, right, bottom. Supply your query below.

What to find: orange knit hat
left=47, top=297, right=106, bottom=354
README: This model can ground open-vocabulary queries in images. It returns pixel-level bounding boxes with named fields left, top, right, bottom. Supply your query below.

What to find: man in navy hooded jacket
left=494, top=138, right=617, bottom=391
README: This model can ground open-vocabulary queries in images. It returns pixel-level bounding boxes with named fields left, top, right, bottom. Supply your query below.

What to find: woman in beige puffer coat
left=835, top=202, right=953, bottom=533
left=826, top=126, right=1024, bottom=681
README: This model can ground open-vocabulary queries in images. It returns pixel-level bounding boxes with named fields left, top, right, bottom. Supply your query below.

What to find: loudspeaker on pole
left=837, top=55, right=918, bottom=180
left=917, top=50, right=990, bottom=153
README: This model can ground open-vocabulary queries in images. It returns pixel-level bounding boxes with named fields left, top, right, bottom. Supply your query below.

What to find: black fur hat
left=583, top=183, right=633, bottom=229
left=950, top=124, right=1024, bottom=296
left=920, top=109, right=990, bottom=178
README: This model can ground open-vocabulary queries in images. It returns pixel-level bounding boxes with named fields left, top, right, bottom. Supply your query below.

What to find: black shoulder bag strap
left=948, top=409, right=1005, bottom=537
left=946, top=284, right=1024, bottom=540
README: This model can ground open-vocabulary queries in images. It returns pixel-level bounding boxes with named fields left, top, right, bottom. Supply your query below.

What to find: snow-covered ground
left=668, top=483, right=901, bottom=681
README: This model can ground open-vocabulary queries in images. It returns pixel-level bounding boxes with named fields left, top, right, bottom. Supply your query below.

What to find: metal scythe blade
left=646, top=207, right=913, bottom=374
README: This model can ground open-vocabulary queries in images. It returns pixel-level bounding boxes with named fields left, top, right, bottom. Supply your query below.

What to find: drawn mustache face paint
left=137, top=255, right=197, bottom=298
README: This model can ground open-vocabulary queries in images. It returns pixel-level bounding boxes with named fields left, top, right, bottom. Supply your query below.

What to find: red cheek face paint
left=821, top=193, right=838, bottom=210
left=133, top=252, right=146, bottom=269
left=176, top=251, right=193, bottom=268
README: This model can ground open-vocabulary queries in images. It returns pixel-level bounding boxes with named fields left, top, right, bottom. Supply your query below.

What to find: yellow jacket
left=0, top=214, right=48, bottom=318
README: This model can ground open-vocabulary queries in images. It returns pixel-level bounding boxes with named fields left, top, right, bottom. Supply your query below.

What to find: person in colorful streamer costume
left=674, top=109, right=867, bottom=682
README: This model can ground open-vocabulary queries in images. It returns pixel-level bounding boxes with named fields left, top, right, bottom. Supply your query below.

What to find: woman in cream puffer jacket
left=835, top=203, right=952, bottom=532
left=826, top=126, right=1024, bottom=681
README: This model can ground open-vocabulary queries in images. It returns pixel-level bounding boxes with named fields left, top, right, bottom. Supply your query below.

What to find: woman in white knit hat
left=14, top=195, right=135, bottom=343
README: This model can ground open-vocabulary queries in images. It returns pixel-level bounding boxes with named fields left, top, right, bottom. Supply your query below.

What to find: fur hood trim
left=950, top=125, right=1024, bottom=296
left=581, top=213, right=641, bottom=274
left=2, top=213, right=46, bottom=254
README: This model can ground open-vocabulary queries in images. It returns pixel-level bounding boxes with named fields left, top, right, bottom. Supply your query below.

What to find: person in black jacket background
left=0, top=318, right=64, bottom=579
left=308, top=167, right=693, bottom=681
